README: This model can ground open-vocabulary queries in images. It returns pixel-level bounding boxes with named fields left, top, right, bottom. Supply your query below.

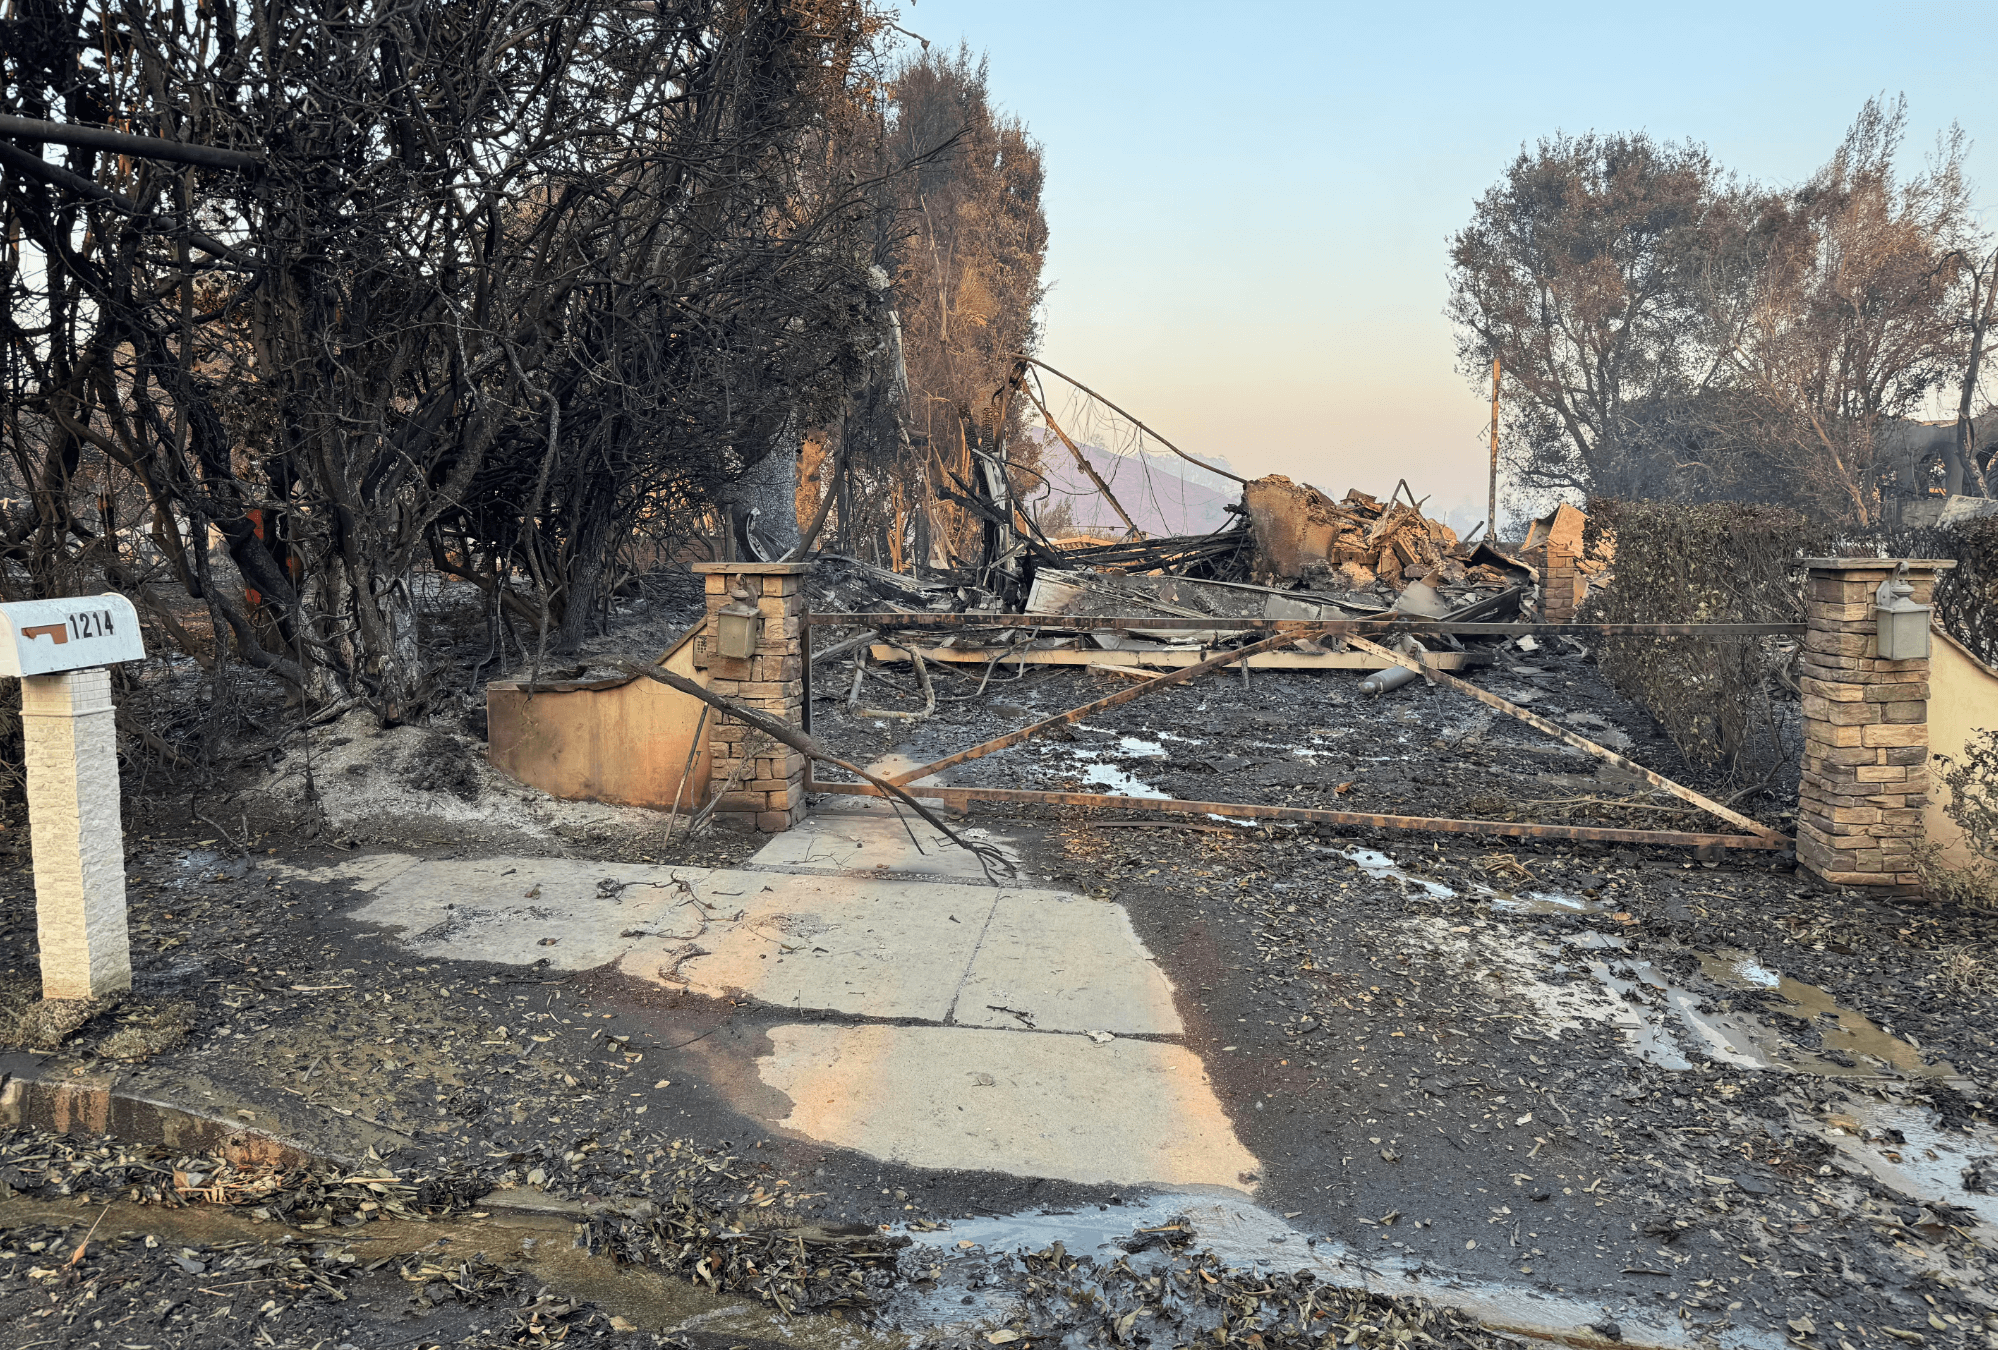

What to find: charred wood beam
left=1344, top=634, right=1787, bottom=844
left=1441, top=585, right=1530, bottom=622
left=806, top=781, right=1788, bottom=851
left=936, top=480, right=1069, bottom=568
left=1052, top=527, right=1249, bottom=569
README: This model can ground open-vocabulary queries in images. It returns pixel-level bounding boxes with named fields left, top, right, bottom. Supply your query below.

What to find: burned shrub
left=1917, top=728, right=1998, bottom=908
left=1580, top=500, right=1827, bottom=769
left=1938, top=728, right=1998, bottom=865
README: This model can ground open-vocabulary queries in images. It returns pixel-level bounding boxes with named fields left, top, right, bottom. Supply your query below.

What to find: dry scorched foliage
left=2, top=0, right=897, bottom=719
left=1580, top=500, right=1827, bottom=770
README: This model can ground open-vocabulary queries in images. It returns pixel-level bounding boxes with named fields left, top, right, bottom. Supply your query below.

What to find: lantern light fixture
left=1873, top=566, right=1930, bottom=661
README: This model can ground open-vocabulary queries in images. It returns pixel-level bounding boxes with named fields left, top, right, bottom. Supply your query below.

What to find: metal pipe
left=804, top=612, right=1806, bottom=637
left=1359, top=665, right=1422, bottom=696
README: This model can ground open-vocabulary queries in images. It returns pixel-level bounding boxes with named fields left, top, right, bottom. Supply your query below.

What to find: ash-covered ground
left=0, top=579, right=1993, bottom=1348
left=799, top=638, right=1996, bottom=1345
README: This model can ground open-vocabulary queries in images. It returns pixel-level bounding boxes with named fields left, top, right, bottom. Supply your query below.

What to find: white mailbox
left=0, top=593, right=144, bottom=676
left=1, top=593, right=146, bottom=1000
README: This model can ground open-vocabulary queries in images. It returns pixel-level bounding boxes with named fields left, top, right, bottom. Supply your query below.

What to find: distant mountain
left=1016, top=431, right=1238, bottom=538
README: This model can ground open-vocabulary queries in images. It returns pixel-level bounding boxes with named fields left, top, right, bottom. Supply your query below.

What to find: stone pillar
left=690, top=561, right=808, bottom=832
left=1796, top=558, right=1955, bottom=891
left=23, top=668, right=132, bottom=998
left=1541, top=540, right=1585, bottom=624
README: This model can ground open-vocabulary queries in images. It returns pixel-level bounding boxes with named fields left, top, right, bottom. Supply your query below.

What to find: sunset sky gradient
left=898, top=0, right=1998, bottom=527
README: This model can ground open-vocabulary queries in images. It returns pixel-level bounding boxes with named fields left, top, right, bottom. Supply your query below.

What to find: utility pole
left=1488, top=357, right=1501, bottom=542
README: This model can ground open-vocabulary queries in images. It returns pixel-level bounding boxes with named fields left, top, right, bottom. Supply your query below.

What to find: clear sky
left=895, top=0, right=1998, bottom=528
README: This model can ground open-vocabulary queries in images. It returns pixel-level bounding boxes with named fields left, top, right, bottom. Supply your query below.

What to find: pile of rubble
left=808, top=476, right=1553, bottom=617
left=1016, top=476, right=1542, bottom=628
left=1241, top=475, right=1523, bottom=593
left=792, top=475, right=1577, bottom=678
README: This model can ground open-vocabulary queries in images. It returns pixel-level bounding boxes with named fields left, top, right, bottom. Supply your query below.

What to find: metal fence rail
left=805, top=612, right=1805, bottom=637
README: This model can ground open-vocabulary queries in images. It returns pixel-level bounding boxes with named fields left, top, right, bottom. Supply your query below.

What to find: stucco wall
left=485, top=629, right=711, bottom=812
left=1926, top=626, right=1998, bottom=869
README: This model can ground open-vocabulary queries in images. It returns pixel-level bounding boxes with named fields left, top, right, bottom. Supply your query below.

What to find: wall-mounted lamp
left=715, top=580, right=764, bottom=660
left=1873, top=567, right=1930, bottom=661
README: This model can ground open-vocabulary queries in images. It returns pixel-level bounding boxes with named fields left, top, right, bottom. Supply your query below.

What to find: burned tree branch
left=614, top=658, right=1015, bottom=883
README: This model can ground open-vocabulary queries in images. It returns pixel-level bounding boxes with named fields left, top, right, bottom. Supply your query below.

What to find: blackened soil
left=807, top=640, right=1799, bottom=838
left=0, top=1218, right=657, bottom=1349
left=0, top=636, right=1992, bottom=1348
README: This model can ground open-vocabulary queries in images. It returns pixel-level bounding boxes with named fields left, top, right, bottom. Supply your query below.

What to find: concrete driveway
left=333, top=798, right=1258, bottom=1191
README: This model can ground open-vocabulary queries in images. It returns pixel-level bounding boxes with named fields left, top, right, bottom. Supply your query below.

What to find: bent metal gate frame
left=796, top=610, right=1801, bottom=853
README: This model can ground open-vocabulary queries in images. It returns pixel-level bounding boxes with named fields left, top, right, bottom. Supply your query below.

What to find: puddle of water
left=1584, top=955, right=1759, bottom=1073
left=1342, top=848, right=1456, bottom=899
left=1832, top=1102, right=1998, bottom=1232
left=1699, top=950, right=1779, bottom=988
left=1696, top=948, right=1954, bottom=1080
left=1081, top=763, right=1168, bottom=798
left=1411, top=919, right=1953, bottom=1082
left=1491, top=890, right=1599, bottom=916
left=1033, top=730, right=1171, bottom=796
left=902, top=1197, right=1197, bottom=1260
left=0, top=1193, right=832, bottom=1346
left=897, top=1196, right=1780, bottom=1350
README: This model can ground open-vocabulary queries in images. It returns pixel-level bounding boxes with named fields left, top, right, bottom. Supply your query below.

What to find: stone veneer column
left=1541, top=540, right=1585, bottom=624
left=689, top=561, right=808, bottom=832
left=23, top=668, right=132, bottom=998
left=1795, top=558, right=1954, bottom=891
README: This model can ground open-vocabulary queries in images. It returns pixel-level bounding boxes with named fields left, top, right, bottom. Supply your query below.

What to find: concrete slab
left=327, top=854, right=1184, bottom=1034
left=257, top=843, right=1260, bottom=1195
left=272, top=851, right=423, bottom=894
left=343, top=858, right=714, bottom=973
left=666, top=872, right=1007, bottom=1020
left=953, top=891, right=1184, bottom=1035
left=757, top=1024, right=1257, bottom=1189
left=749, top=802, right=1019, bottom=881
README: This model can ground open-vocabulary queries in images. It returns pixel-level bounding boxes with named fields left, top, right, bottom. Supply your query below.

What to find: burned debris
left=808, top=452, right=1546, bottom=704
left=4, top=16, right=1997, bottom=1346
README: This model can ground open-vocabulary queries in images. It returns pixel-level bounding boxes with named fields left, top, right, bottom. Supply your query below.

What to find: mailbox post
left=0, top=595, right=146, bottom=999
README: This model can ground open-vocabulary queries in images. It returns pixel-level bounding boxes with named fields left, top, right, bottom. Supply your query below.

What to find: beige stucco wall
left=1926, top=626, right=1998, bottom=869
left=485, top=628, right=711, bottom=812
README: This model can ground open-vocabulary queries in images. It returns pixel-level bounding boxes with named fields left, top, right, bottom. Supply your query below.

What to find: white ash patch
left=259, top=708, right=662, bottom=847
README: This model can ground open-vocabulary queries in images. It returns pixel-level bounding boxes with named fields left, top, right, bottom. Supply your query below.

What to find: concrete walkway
left=326, top=799, right=1257, bottom=1191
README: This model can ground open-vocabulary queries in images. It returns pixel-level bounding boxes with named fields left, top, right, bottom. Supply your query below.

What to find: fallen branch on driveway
left=615, top=659, right=1016, bottom=884
left=1344, top=634, right=1786, bottom=844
